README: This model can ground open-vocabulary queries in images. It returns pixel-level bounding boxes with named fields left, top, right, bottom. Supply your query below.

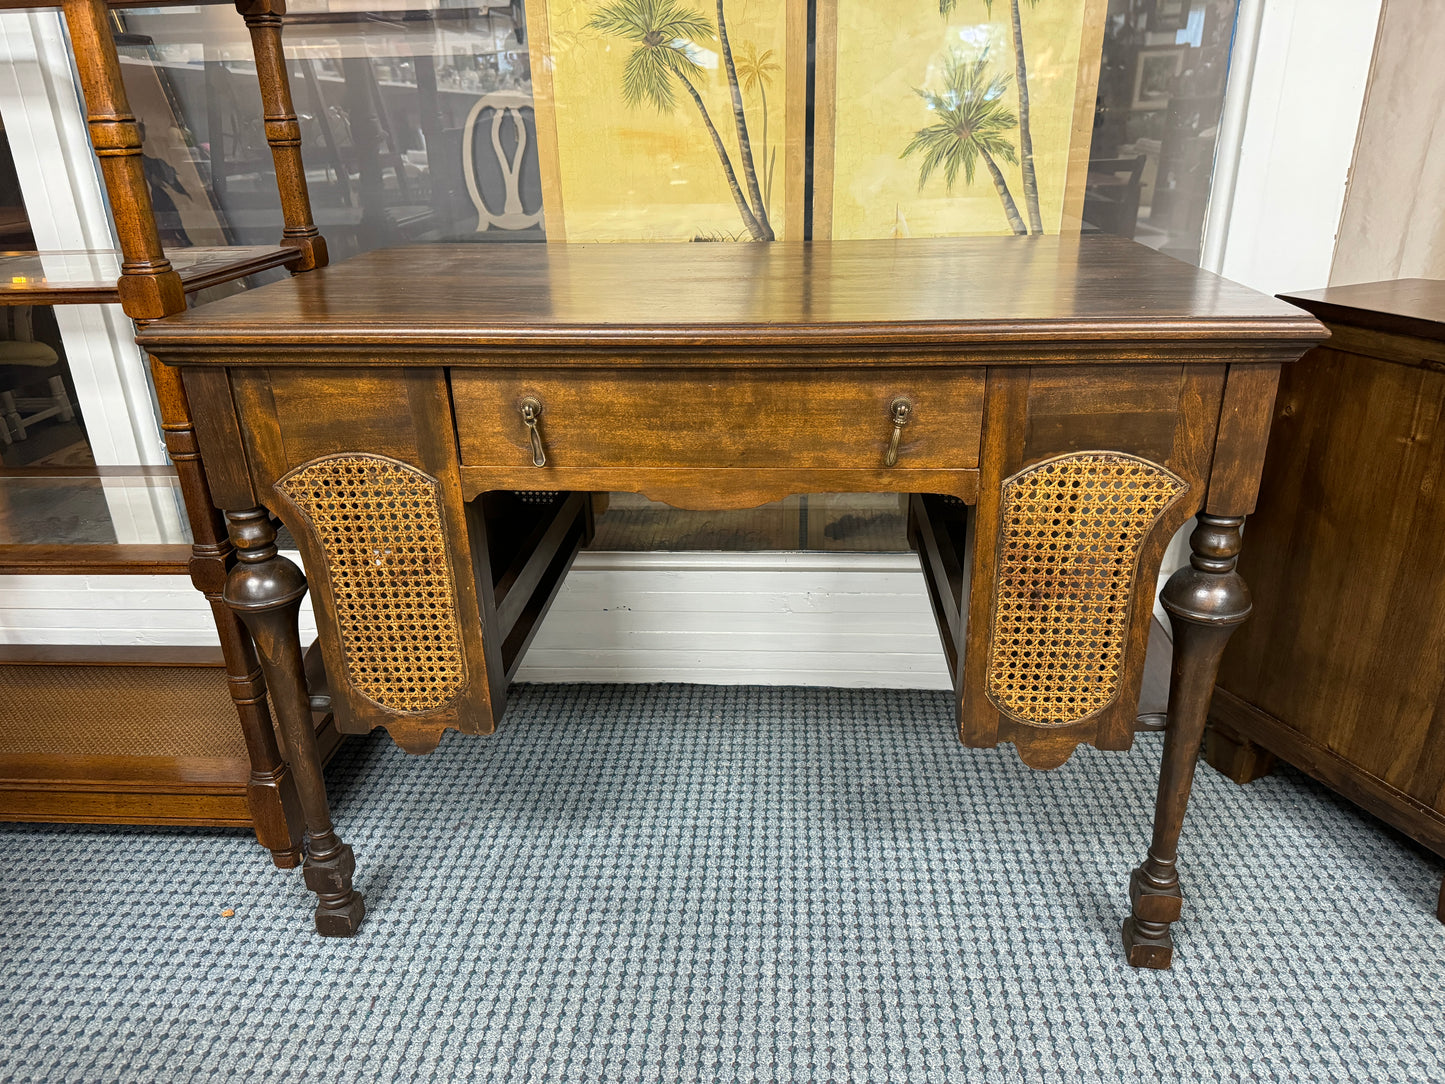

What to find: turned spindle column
left=224, top=509, right=364, bottom=936
left=62, top=0, right=184, bottom=318
left=1123, top=514, right=1252, bottom=969
left=236, top=0, right=328, bottom=271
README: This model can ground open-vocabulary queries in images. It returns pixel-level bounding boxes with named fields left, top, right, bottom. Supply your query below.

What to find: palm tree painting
left=587, top=0, right=774, bottom=240
left=938, top=0, right=1044, bottom=233
left=734, top=42, right=780, bottom=216
left=902, top=52, right=1028, bottom=235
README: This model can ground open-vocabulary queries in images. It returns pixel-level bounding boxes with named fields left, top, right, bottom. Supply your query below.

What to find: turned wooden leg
left=1123, top=514, right=1252, bottom=969
left=150, top=357, right=304, bottom=868
left=224, top=508, right=365, bottom=937
left=209, top=596, right=305, bottom=868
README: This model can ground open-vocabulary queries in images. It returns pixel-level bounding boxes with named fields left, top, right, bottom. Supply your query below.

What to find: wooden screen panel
left=231, top=367, right=505, bottom=752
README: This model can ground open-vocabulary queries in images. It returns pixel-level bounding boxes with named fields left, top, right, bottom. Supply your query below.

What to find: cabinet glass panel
left=0, top=470, right=190, bottom=546
left=0, top=129, right=90, bottom=469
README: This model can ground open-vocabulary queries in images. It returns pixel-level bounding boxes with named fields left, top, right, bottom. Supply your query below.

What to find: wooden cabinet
left=1207, top=277, right=1445, bottom=922
left=0, top=0, right=326, bottom=858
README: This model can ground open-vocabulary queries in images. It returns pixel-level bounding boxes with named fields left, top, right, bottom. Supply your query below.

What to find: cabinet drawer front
left=452, top=370, right=985, bottom=470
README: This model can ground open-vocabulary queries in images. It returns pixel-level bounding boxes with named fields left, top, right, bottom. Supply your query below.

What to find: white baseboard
left=0, top=550, right=1179, bottom=692
left=515, top=551, right=952, bottom=690
left=0, top=552, right=948, bottom=688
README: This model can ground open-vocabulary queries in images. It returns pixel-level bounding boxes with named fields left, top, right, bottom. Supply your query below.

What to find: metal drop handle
left=519, top=396, right=546, bottom=467
left=885, top=397, right=913, bottom=468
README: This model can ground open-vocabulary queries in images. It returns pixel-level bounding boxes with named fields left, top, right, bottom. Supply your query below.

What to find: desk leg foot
left=224, top=507, right=365, bottom=938
left=306, top=842, right=366, bottom=936
left=1123, top=514, right=1250, bottom=970
left=1122, top=869, right=1182, bottom=969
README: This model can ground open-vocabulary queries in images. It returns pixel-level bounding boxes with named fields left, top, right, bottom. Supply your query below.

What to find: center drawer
left=451, top=369, right=985, bottom=470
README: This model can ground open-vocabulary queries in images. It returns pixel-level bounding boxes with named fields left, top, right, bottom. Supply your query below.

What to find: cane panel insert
left=279, top=454, right=467, bottom=715
left=987, top=452, right=1187, bottom=727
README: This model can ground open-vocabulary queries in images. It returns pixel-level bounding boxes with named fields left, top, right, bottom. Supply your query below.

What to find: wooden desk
left=138, top=237, right=1325, bottom=969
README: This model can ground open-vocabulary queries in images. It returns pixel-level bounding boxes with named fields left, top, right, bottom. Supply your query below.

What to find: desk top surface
left=139, top=236, right=1324, bottom=356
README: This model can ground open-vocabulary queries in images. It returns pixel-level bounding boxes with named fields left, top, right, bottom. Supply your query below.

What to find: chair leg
left=1, top=391, right=23, bottom=440
left=49, top=375, right=75, bottom=422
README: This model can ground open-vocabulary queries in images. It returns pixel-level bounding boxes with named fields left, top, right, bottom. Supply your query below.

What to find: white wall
left=1330, top=0, right=1445, bottom=286
left=1201, top=0, right=1384, bottom=296
left=0, top=559, right=318, bottom=647
left=515, top=552, right=951, bottom=690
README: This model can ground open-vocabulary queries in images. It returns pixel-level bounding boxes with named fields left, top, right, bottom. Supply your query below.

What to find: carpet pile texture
left=2, top=684, right=1442, bottom=1081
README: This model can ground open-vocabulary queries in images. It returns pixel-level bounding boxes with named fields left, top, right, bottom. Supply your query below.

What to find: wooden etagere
left=0, top=0, right=328, bottom=861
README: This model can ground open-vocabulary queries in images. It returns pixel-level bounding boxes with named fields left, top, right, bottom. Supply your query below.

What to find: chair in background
left=1083, top=155, right=1147, bottom=238
left=0, top=307, right=73, bottom=445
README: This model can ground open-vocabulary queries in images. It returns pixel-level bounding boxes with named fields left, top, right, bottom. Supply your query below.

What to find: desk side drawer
left=452, top=370, right=984, bottom=471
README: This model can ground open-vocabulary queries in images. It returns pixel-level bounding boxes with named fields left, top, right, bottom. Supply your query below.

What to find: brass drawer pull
left=885, top=397, right=913, bottom=467
left=519, top=396, right=546, bottom=467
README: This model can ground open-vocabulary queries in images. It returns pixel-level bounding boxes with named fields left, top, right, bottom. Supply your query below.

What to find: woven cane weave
left=0, top=664, right=243, bottom=757
left=986, top=452, right=1186, bottom=727
left=279, top=454, right=466, bottom=715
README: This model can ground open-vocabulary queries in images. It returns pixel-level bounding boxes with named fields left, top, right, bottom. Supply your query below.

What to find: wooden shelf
left=0, top=543, right=194, bottom=575
left=0, top=653, right=342, bottom=828
left=0, top=245, right=301, bottom=306
left=0, top=466, right=194, bottom=573
left=0, top=0, right=240, bottom=10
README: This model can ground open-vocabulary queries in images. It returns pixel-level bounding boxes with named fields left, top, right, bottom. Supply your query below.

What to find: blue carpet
left=2, top=684, right=1442, bottom=1082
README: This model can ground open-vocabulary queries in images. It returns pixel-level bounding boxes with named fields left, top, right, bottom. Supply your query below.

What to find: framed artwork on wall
left=114, top=45, right=230, bottom=248
left=1131, top=46, right=1185, bottom=110
left=1148, top=0, right=1190, bottom=33
left=812, top=0, right=1108, bottom=240
left=524, top=0, right=808, bottom=241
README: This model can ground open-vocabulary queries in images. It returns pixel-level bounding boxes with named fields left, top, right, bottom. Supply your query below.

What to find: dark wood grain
left=62, top=0, right=184, bottom=320
left=1204, top=362, right=1281, bottom=517
left=137, top=237, right=1323, bottom=358
left=454, top=370, right=985, bottom=470
left=1283, top=278, right=1445, bottom=345
left=0, top=246, right=302, bottom=305
left=161, top=237, right=1322, bottom=962
left=0, top=645, right=225, bottom=665
left=236, top=0, right=328, bottom=272
left=958, top=363, right=1222, bottom=766
left=1124, top=515, right=1253, bottom=969
left=224, top=508, right=363, bottom=934
left=1210, top=284, right=1445, bottom=918
left=0, top=544, right=194, bottom=574
left=181, top=367, right=257, bottom=509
